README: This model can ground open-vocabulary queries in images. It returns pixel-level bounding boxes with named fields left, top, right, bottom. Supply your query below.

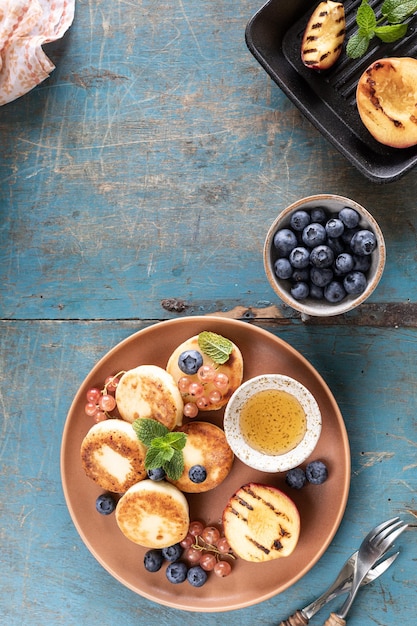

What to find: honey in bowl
left=239, top=388, right=307, bottom=456
left=223, top=374, right=322, bottom=473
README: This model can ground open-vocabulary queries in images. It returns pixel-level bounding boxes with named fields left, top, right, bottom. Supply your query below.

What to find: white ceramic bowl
left=223, top=374, right=322, bottom=472
left=263, top=194, right=386, bottom=318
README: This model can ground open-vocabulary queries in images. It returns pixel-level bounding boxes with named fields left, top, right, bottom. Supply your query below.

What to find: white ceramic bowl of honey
left=223, top=374, right=322, bottom=472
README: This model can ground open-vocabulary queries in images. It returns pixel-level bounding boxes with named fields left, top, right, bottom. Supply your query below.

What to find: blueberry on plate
left=189, top=464, right=207, bottom=484
left=335, top=252, right=354, bottom=275
left=302, top=223, right=327, bottom=248
left=292, top=267, right=310, bottom=283
left=274, top=258, right=293, bottom=280
left=162, top=543, right=183, bottom=562
left=286, top=467, right=306, bottom=489
left=187, top=565, right=208, bottom=587
left=290, top=209, right=310, bottom=231
left=309, top=245, right=334, bottom=269
left=306, top=460, right=328, bottom=485
left=166, top=561, right=188, bottom=584
left=95, top=493, right=116, bottom=515
left=325, top=218, right=344, bottom=238
left=291, top=282, right=309, bottom=300
left=178, top=350, right=203, bottom=375
left=324, top=281, right=346, bottom=303
left=339, top=207, right=360, bottom=229
left=350, top=230, right=377, bottom=256
left=343, top=271, right=367, bottom=295
left=310, top=267, right=333, bottom=288
left=273, top=228, right=298, bottom=257
left=144, top=549, right=164, bottom=572
left=310, top=206, right=327, bottom=224
left=147, top=467, right=166, bottom=481
left=289, top=246, right=310, bottom=269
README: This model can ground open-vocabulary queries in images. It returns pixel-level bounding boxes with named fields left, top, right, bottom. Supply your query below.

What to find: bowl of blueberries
left=263, top=194, right=386, bottom=318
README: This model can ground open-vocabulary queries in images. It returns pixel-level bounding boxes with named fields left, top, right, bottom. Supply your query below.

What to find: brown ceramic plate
left=61, top=317, right=350, bottom=612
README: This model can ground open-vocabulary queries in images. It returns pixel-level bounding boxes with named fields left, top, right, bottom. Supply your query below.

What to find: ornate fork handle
left=279, top=611, right=309, bottom=626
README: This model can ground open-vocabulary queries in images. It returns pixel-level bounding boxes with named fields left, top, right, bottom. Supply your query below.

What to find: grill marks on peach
left=226, top=486, right=292, bottom=556
left=301, top=1, right=345, bottom=70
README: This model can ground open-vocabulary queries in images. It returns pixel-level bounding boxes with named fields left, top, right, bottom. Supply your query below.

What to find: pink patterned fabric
left=0, top=0, right=75, bottom=105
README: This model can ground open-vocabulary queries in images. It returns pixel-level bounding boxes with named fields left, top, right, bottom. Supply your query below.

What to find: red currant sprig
left=180, top=521, right=236, bottom=577
left=84, top=371, right=125, bottom=422
left=180, top=365, right=230, bottom=418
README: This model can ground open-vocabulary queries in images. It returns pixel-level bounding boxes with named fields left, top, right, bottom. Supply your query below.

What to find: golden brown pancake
left=80, top=419, right=147, bottom=492
left=166, top=334, right=243, bottom=411
left=115, top=364, right=183, bottom=429
left=115, top=479, right=189, bottom=548
left=167, top=421, right=234, bottom=493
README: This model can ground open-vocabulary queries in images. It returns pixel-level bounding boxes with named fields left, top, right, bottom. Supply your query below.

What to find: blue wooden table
left=1, top=1, right=416, bottom=624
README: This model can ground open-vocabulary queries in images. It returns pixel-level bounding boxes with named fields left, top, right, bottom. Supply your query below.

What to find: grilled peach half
left=356, top=57, right=417, bottom=148
left=301, top=1, right=345, bottom=71
left=222, top=483, right=300, bottom=562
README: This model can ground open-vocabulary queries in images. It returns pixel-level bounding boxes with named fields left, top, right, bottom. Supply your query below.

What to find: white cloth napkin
left=0, top=0, right=75, bottom=105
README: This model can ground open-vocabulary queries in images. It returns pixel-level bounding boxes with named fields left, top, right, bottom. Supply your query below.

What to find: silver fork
left=322, top=517, right=408, bottom=626
left=278, top=550, right=399, bottom=626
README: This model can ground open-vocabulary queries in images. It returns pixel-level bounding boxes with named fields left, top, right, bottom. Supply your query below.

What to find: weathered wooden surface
left=1, top=1, right=416, bottom=625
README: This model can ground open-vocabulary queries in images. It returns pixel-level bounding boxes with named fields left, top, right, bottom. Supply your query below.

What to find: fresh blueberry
left=188, top=464, right=207, bottom=484
left=187, top=565, right=208, bottom=588
left=162, top=543, right=183, bottom=562
left=339, top=207, right=360, bottom=229
left=310, top=206, right=327, bottom=224
left=290, top=210, right=311, bottom=231
left=166, top=561, right=188, bottom=584
left=309, top=283, right=324, bottom=300
left=309, top=245, right=334, bottom=268
left=302, top=223, right=327, bottom=248
left=178, top=350, right=203, bottom=375
left=350, top=230, right=377, bottom=256
left=273, top=228, right=298, bottom=257
left=292, top=268, right=310, bottom=283
left=286, top=467, right=307, bottom=489
left=341, top=227, right=360, bottom=246
left=95, top=493, right=116, bottom=515
left=144, top=549, right=164, bottom=572
left=289, top=246, right=310, bottom=269
left=310, top=267, right=333, bottom=288
left=324, top=281, right=346, bottom=303
left=274, top=258, right=293, bottom=280
left=325, top=218, right=344, bottom=238
left=343, top=271, right=367, bottom=295
left=335, top=253, right=354, bottom=274
left=326, top=236, right=345, bottom=255
left=306, top=460, right=328, bottom=485
left=291, top=282, right=309, bottom=300
left=353, top=254, right=371, bottom=272
left=147, top=467, right=166, bottom=481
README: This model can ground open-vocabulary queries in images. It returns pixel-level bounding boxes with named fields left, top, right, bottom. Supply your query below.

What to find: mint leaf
left=346, top=30, right=373, bottom=58
left=132, top=417, right=168, bottom=446
left=132, top=417, right=187, bottom=480
left=374, top=23, right=408, bottom=41
left=145, top=446, right=171, bottom=469
left=198, top=331, right=233, bottom=365
left=164, top=450, right=185, bottom=481
left=356, top=0, right=377, bottom=30
left=382, top=0, right=417, bottom=23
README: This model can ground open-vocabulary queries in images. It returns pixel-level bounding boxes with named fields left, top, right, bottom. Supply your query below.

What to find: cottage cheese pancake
left=167, top=421, right=234, bottom=493
left=80, top=419, right=147, bottom=493
left=115, top=480, right=189, bottom=548
left=115, top=364, right=183, bottom=429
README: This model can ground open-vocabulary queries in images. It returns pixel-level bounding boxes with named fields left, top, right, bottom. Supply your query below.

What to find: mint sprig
left=347, top=0, right=417, bottom=59
left=198, top=331, right=233, bottom=365
left=132, top=418, right=187, bottom=481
